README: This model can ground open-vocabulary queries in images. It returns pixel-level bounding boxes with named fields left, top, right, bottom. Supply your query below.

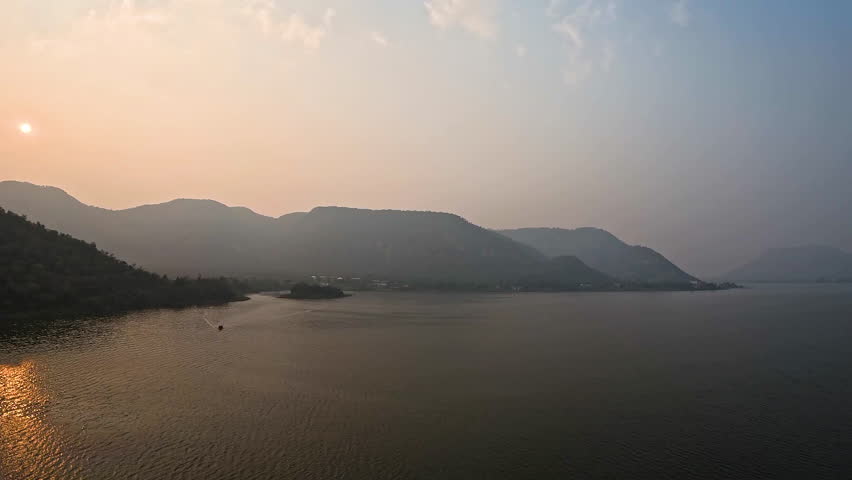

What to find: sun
left=19, top=123, right=33, bottom=135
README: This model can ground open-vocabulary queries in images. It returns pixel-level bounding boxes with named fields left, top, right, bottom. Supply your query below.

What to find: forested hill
left=0, top=207, right=248, bottom=318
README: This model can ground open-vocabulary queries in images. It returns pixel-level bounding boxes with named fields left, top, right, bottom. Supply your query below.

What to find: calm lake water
left=2, top=285, right=852, bottom=479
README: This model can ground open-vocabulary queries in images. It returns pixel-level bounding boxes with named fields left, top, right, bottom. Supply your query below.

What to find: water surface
left=2, top=285, right=852, bottom=479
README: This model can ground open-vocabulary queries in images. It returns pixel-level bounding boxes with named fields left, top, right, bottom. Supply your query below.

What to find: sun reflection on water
left=0, top=360, right=72, bottom=480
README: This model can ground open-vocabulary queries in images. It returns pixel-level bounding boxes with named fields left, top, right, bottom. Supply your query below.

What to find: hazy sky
left=2, top=0, right=851, bottom=276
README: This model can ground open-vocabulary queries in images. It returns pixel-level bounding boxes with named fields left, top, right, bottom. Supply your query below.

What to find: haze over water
left=3, top=285, right=852, bottom=479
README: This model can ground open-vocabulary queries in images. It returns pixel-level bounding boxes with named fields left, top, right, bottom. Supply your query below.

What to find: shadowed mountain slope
left=0, top=207, right=246, bottom=317
left=500, top=227, right=697, bottom=284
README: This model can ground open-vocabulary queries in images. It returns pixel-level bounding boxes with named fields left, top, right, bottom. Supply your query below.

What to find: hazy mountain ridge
left=0, top=184, right=279, bottom=277
left=723, top=245, right=852, bottom=283
left=500, top=227, right=697, bottom=284
left=0, top=181, right=611, bottom=287
left=0, top=206, right=247, bottom=318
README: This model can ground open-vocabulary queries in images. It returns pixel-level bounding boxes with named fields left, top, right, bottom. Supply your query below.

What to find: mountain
left=0, top=181, right=611, bottom=288
left=499, top=227, right=697, bottom=284
left=0, top=207, right=247, bottom=318
left=515, top=255, right=613, bottom=290
left=722, top=246, right=852, bottom=283
left=0, top=181, right=284, bottom=276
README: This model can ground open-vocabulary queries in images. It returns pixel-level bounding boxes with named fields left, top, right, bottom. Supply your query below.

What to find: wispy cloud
left=245, top=0, right=275, bottom=35
left=424, top=0, right=499, bottom=39
left=546, top=0, right=562, bottom=18
left=9, top=0, right=340, bottom=91
left=20, top=0, right=179, bottom=60
left=81, top=0, right=174, bottom=32
left=669, top=0, right=690, bottom=27
left=551, top=0, right=617, bottom=85
left=280, top=8, right=335, bottom=50
left=371, top=31, right=389, bottom=47
left=553, top=20, right=583, bottom=50
left=245, top=2, right=336, bottom=50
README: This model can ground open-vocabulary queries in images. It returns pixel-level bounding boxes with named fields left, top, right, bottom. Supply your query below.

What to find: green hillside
left=0, top=207, right=247, bottom=318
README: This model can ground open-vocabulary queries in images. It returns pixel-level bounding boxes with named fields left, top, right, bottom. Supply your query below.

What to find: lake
left=2, top=285, right=852, bottom=479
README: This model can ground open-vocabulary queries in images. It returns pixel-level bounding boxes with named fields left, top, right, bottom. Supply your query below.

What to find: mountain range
left=0, top=181, right=700, bottom=288
left=0, top=181, right=615, bottom=288
left=722, top=245, right=852, bottom=283
left=500, top=228, right=697, bottom=284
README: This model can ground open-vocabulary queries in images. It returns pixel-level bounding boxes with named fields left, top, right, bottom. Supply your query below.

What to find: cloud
left=281, top=8, right=334, bottom=50
left=19, top=0, right=178, bottom=60
left=424, top=0, right=499, bottom=39
left=244, top=0, right=275, bottom=35
left=550, top=0, right=616, bottom=25
left=546, top=0, right=563, bottom=18
left=669, top=0, right=690, bottom=27
left=371, top=31, right=389, bottom=47
left=552, top=0, right=617, bottom=85
left=11, top=0, right=339, bottom=77
left=82, top=0, right=173, bottom=32
left=553, top=19, right=583, bottom=50
left=243, top=2, right=336, bottom=49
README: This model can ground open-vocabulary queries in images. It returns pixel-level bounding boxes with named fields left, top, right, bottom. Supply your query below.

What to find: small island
left=280, top=282, right=350, bottom=300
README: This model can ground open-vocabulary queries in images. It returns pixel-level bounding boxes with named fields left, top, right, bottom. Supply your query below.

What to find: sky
left=1, top=0, right=851, bottom=277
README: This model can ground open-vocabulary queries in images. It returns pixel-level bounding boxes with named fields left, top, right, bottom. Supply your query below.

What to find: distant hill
left=500, top=227, right=697, bottom=284
left=722, top=246, right=852, bottom=283
left=0, top=181, right=284, bottom=276
left=273, top=206, right=562, bottom=283
left=0, top=207, right=247, bottom=318
left=0, top=182, right=611, bottom=289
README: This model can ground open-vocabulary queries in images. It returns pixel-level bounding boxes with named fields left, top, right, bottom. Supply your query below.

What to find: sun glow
left=18, top=123, right=32, bottom=134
